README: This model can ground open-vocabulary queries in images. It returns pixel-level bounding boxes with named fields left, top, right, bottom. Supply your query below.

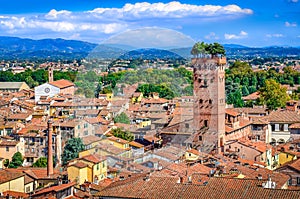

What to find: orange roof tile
left=49, top=79, right=74, bottom=89
left=81, top=154, right=106, bottom=164
left=242, top=91, right=260, bottom=101
left=32, top=182, right=76, bottom=196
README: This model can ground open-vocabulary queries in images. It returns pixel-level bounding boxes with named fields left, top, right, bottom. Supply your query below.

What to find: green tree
left=32, top=157, right=47, bottom=168
left=205, top=42, right=226, bottom=57
left=114, top=112, right=130, bottom=124
left=8, top=152, right=23, bottom=168
left=227, top=89, right=244, bottom=107
left=191, top=42, right=207, bottom=57
left=62, top=138, right=85, bottom=165
left=25, top=76, right=38, bottom=88
left=111, top=128, right=134, bottom=142
left=259, top=79, right=290, bottom=110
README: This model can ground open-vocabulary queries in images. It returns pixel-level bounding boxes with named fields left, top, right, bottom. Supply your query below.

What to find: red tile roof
left=264, top=110, right=300, bottom=123
left=49, top=79, right=74, bottom=89
left=94, top=175, right=300, bottom=199
left=69, top=162, right=88, bottom=169
left=3, top=190, right=29, bottom=198
left=81, top=154, right=106, bottom=164
left=242, top=91, right=260, bottom=101
left=32, top=182, right=76, bottom=196
left=0, top=170, right=25, bottom=184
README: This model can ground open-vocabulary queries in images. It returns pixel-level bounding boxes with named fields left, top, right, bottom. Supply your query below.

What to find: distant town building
left=0, top=82, right=30, bottom=92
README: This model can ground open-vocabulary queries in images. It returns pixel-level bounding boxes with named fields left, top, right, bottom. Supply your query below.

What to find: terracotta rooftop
left=289, top=158, right=300, bottom=172
left=264, top=110, right=300, bottom=123
left=32, top=182, right=76, bottom=196
left=69, top=162, right=88, bottom=169
left=242, top=91, right=260, bottom=101
left=289, top=122, right=300, bottom=129
left=0, top=170, right=24, bottom=184
left=129, top=141, right=144, bottom=148
left=80, top=154, right=106, bottom=164
left=49, top=79, right=74, bottom=89
left=81, top=135, right=102, bottom=145
left=225, top=109, right=239, bottom=117
left=3, top=190, right=29, bottom=198
left=94, top=175, right=300, bottom=199
left=107, top=136, right=129, bottom=145
left=0, top=140, right=19, bottom=146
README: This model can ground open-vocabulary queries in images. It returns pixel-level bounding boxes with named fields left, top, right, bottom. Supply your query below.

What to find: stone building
left=34, top=79, right=75, bottom=102
left=192, top=57, right=226, bottom=153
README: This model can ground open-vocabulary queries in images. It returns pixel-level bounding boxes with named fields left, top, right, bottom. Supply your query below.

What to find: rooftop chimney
left=47, top=119, right=54, bottom=176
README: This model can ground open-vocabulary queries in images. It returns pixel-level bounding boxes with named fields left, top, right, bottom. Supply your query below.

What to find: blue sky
left=0, top=0, right=299, bottom=47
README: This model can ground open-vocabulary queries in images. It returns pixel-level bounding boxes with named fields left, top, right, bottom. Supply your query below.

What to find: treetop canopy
left=191, top=42, right=225, bottom=58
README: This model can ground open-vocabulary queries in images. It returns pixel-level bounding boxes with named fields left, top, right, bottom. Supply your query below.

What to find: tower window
left=199, top=99, right=203, bottom=104
left=199, top=136, right=202, bottom=141
left=198, top=78, right=202, bottom=83
left=209, top=99, right=212, bottom=104
left=204, top=120, right=208, bottom=127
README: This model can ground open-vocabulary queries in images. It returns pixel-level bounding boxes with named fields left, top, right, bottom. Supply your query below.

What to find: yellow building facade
left=67, top=154, right=107, bottom=185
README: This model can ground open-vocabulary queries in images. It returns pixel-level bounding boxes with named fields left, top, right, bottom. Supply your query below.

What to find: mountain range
left=0, top=36, right=300, bottom=60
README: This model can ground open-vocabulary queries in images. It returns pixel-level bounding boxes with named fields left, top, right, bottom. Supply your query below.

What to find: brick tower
left=48, top=67, right=53, bottom=82
left=192, top=57, right=226, bottom=153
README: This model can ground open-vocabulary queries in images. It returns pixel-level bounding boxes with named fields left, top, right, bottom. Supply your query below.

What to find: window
left=297, top=177, right=300, bottom=185
left=275, top=124, right=279, bottom=131
left=103, top=161, right=105, bottom=168
left=97, top=164, right=99, bottom=170
left=204, top=79, right=208, bottom=87
left=288, top=178, right=293, bottom=185
left=204, top=120, right=208, bottom=127
left=271, top=125, right=275, bottom=131
left=6, top=146, right=9, bottom=152
left=84, top=131, right=88, bottom=136
left=279, top=124, right=284, bottom=131
left=198, top=136, right=202, bottom=141
left=84, top=123, right=88, bottom=128
left=209, top=99, right=212, bottom=104
left=199, top=99, right=203, bottom=104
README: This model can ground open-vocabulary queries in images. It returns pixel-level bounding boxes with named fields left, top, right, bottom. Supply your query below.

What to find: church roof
left=49, top=79, right=74, bottom=89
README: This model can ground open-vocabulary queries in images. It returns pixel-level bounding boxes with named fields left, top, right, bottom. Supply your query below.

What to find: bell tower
left=193, top=56, right=226, bottom=153
left=48, top=67, right=53, bottom=82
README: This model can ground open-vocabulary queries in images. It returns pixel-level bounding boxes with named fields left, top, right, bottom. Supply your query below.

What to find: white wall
left=34, top=83, right=60, bottom=102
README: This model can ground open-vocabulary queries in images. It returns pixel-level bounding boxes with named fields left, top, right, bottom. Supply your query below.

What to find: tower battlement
left=192, top=57, right=227, bottom=70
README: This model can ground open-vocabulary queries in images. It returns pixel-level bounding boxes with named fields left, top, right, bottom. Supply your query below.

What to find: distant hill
left=119, top=48, right=184, bottom=60
left=0, top=36, right=300, bottom=60
left=0, top=36, right=97, bottom=60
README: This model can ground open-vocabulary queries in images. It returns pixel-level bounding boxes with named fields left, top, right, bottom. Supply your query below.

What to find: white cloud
left=285, top=21, right=297, bottom=27
left=289, top=0, right=298, bottom=3
left=89, top=1, right=253, bottom=19
left=45, top=9, right=71, bottom=19
left=0, top=2, right=253, bottom=42
left=205, top=32, right=219, bottom=40
left=224, top=31, right=248, bottom=40
left=266, top=34, right=284, bottom=38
